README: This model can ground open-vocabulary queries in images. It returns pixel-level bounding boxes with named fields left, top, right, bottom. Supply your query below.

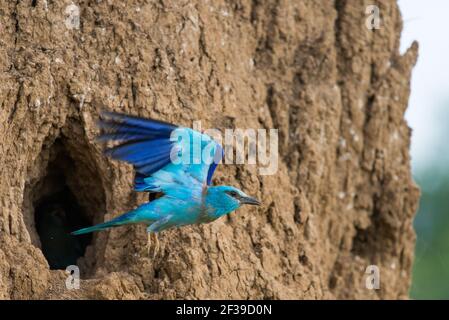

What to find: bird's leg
left=152, top=233, right=160, bottom=259
left=146, top=218, right=169, bottom=258
left=146, top=232, right=152, bottom=256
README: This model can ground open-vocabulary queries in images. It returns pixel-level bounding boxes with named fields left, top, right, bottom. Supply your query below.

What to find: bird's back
left=136, top=181, right=205, bottom=225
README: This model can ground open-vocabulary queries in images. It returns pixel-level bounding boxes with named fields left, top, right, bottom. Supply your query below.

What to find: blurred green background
left=399, top=0, right=449, bottom=299
left=410, top=104, right=449, bottom=299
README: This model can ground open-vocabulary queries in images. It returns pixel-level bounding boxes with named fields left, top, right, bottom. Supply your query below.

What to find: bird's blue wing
left=98, top=111, right=223, bottom=195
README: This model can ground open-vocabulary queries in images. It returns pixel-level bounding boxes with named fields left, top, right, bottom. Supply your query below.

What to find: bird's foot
left=147, top=233, right=152, bottom=256
left=142, top=233, right=159, bottom=259
left=139, top=233, right=151, bottom=256
left=152, top=233, right=160, bottom=259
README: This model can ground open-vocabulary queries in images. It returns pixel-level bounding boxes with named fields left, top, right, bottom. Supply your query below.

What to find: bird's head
left=206, top=186, right=260, bottom=218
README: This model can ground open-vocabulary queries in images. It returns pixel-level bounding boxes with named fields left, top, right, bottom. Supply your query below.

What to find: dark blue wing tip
left=100, top=111, right=178, bottom=131
left=96, top=110, right=179, bottom=146
left=206, top=144, right=224, bottom=185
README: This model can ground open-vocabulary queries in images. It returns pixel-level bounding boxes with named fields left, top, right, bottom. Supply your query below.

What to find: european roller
left=72, top=111, right=260, bottom=256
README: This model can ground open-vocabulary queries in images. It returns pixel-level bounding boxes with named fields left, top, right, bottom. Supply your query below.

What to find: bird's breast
left=196, top=205, right=219, bottom=224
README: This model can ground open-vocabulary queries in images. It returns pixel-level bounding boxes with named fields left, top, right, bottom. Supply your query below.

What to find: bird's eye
left=228, top=191, right=238, bottom=197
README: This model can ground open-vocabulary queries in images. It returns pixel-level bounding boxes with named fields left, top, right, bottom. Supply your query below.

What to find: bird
left=71, top=111, right=261, bottom=256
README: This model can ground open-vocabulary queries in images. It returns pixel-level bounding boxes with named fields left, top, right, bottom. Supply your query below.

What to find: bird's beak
left=241, top=196, right=261, bottom=206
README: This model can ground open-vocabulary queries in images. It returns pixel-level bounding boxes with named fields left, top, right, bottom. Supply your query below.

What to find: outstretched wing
left=98, top=111, right=223, bottom=196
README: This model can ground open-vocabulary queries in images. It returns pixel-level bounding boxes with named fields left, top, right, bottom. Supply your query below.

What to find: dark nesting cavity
left=32, top=141, right=93, bottom=270
left=30, top=137, right=105, bottom=273
left=35, top=186, right=91, bottom=270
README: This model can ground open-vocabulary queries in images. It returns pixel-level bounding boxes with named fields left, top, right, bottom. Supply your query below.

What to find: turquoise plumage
left=72, top=112, right=260, bottom=253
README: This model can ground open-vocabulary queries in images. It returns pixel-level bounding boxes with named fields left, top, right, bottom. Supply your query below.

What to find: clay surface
left=0, top=0, right=419, bottom=299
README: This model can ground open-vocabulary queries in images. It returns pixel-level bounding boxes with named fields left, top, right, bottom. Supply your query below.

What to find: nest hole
left=29, top=137, right=105, bottom=274
left=35, top=186, right=91, bottom=270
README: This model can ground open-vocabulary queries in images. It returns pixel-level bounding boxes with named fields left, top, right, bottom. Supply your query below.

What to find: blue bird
left=72, top=111, right=260, bottom=255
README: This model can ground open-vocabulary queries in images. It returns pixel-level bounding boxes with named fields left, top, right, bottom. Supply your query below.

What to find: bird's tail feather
left=71, top=211, right=137, bottom=235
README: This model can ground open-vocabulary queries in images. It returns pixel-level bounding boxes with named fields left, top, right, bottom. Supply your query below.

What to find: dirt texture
left=0, top=0, right=419, bottom=299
